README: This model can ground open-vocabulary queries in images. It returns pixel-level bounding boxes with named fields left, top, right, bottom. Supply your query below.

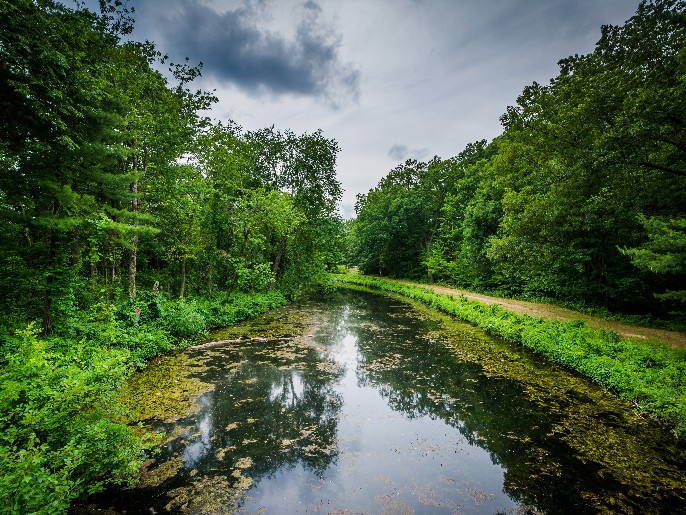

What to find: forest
left=1, top=0, right=685, bottom=513
left=349, top=0, right=686, bottom=317
left=0, top=1, right=343, bottom=512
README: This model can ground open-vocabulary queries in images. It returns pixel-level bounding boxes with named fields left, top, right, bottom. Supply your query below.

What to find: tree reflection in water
left=346, top=290, right=686, bottom=513
left=74, top=290, right=686, bottom=514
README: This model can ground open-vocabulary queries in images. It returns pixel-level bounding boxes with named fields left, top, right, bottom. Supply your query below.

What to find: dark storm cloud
left=137, top=0, right=359, bottom=103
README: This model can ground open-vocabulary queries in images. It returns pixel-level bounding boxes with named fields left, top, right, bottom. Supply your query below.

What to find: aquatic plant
left=331, top=273, right=686, bottom=434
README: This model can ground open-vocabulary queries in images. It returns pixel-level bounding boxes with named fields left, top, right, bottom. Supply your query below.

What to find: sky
left=105, top=0, right=641, bottom=218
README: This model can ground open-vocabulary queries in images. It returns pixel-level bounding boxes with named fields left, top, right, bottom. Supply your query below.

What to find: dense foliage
left=0, top=1, right=342, bottom=512
left=332, top=273, right=686, bottom=435
left=349, top=0, right=686, bottom=315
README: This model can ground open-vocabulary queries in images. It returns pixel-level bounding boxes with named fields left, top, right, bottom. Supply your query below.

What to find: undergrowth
left=331, top=273, right=686, bottom=436
left=0, top=290, right=286, bottom=514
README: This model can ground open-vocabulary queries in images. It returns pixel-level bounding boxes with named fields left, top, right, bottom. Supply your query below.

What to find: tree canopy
left=350, top=0, right=686, bottom=313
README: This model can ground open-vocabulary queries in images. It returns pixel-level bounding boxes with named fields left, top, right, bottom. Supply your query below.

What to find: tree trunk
left=426, top=241, right=434, bottom=283
left=208, top=258, right=213, bottom=295
left=41, top=288, right=52, bottom=336
left=129, top=234, right=138, bottom=300
left=270, top=234, right=288, bottom=290
left=41, top=232, right=57, bottom=336
left=180, top=256, right=187, bottom=299
left=227, top=270, right=238, bottom=296
left=129, top=178, right=139, bottom=300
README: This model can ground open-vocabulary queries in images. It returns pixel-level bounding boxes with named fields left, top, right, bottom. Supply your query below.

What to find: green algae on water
left=119, top=352, right=214, bottom=422
left=165, top=474, right=253, bottom=514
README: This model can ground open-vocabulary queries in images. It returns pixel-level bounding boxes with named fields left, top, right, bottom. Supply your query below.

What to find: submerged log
left=188, top=336, right=293, bottom=351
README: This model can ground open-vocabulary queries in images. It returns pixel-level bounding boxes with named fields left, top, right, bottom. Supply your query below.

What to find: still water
left=77, top=288, right=686, bottom=514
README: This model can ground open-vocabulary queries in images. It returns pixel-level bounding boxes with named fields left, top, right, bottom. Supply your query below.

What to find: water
left=75, top=288, right=686, bottom=514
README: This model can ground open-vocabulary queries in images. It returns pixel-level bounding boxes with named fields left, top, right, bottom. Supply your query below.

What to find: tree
left=426, top=141, right=502, bottom=288
left=149, top=164, right=208, bottom=298
left=487, top=0, right=686, bottom=308
left=621, top=215, right=686, bottom=306
left=351, top=158, right=449, bottom=278
left=111, top=42, right=215, bottom=300
left=242, top=127, right=344, bottom=292
left=0, top=1, right=138, bottom=332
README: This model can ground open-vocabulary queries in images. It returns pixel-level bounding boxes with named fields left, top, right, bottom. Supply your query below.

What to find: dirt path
left=394, top=280, right=686, bottom=348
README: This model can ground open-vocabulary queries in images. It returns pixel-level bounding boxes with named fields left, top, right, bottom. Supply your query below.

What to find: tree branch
left=188, top=337, right=294, bottom=350
left=637, top=161, right=686, bottom=177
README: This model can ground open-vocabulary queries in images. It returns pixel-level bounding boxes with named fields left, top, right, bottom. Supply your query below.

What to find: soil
left=394, top=280, right=686, bottom=348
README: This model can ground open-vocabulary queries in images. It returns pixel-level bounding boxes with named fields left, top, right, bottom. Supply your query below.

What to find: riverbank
left=393, top=280, right=686, bottom=348
left=0, top=291, right=287, bottom=514
left=331, top=273, right=686, bottom=435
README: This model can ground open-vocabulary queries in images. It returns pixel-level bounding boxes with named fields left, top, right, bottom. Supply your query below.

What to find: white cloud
left=121, top=0, right=640, bottom=218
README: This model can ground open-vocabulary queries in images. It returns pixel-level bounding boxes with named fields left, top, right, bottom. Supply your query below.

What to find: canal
left=75, top=288, right=686, bottom=514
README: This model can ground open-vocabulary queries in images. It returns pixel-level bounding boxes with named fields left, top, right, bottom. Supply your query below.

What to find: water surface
left=76, top=288, right=686, bottom=514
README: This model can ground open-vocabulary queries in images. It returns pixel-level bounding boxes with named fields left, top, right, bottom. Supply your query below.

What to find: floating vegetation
left=165, top=474, right=250, bottom=514
left=81, top=290, right=686, bottom=514
left=373, top=494, right=415, bottom=514
left=119, top=353, right=213, bottom=422
left=137, top=455, right=185, bottom=488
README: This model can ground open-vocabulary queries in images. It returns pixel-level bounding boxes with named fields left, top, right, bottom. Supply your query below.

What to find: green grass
left=331, top=273, right=686, bottom=435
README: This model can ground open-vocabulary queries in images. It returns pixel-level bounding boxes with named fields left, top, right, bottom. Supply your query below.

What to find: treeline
left=0, top=1, right=343, bottom=511
left=1, top=1, right=343, bottom=335
left=349, top=0, right=686, bottom=315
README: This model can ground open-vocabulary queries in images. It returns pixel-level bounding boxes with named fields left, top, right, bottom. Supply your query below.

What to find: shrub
left=117, top=327, right=173, bottom=368
left=202, top=291, right=287, bottom=328
left=158, top=300, right=208, bottom=341
left=0, top=324, right=147, bottom=513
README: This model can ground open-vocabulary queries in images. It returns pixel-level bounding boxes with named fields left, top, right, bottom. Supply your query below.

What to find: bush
left=202, top=291, right=287, bottom=328
left=0, top=437, right=73, bottom=515
left=0, top=324, right=147, bottom=513
left=117, top=327, right=173, bottom=368
left=158, top=300, right=209, bottom=341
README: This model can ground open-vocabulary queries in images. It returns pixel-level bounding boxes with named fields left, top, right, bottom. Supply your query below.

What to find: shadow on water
left=73, top=288, right=686, bottom=514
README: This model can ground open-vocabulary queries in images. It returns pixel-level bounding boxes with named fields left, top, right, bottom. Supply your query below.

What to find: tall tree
left=427, top=140, right=502, bottom=288
left=111, top=43, right=215, bottom=300
left=352, top=158, right=450, bottom=278
left=0, top=1, right=137, bottom=332
left=488, top=0, right=686, bottom=307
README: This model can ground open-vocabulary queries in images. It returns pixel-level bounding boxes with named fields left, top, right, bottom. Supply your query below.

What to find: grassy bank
left=0, top=291, right=286, bottom=514
left=331, top=273, right=686, bottom=435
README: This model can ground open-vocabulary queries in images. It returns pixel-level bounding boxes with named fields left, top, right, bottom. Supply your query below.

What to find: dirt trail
left=394, top=280, right=686, bottom=348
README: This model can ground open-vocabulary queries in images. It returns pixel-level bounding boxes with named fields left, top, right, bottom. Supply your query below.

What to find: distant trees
left=350, top=0, right=686, bottom=313
left=352, top=159, right=437, bottom=277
